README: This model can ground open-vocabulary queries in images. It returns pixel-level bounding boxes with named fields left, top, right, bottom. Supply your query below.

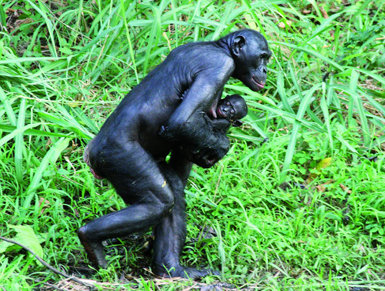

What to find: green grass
left=1, top=0, right=385, bottom=289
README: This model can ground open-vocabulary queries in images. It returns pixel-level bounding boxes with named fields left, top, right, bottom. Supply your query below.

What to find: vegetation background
left=0, top=0, right=384, bottom=289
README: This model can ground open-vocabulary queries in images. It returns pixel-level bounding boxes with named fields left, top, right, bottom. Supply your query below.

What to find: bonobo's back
left=99, top=39, right=233, bottom=128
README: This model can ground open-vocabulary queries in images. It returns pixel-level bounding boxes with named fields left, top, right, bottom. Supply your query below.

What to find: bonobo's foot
left=77, top=228, right=108, bottom=268
left=155, top=265, right=220, bottom=280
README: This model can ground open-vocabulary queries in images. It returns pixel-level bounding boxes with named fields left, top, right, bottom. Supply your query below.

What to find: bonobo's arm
left=199, top=113, right=231, bottom=133
left=160, top=63, right=233, bottom=149
left=210, top=118, right=231, bottom=133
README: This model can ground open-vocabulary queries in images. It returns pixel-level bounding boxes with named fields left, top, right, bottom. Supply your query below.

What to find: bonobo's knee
left=77, top=225, right=90, bottom=241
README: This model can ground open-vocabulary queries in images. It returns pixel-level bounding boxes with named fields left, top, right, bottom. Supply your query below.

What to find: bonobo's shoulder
left=167, top=41, right=234, bottom=75
left=171, top=40, right=221, bottom=51
left=170, top=41, right=232, bottom=61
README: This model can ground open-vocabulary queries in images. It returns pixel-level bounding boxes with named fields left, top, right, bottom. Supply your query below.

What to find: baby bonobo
left=214, top=94, right=248, bottom=131
left=80, top=29, right=270, bottom=279
left=185, top=94, right=248, bottom=168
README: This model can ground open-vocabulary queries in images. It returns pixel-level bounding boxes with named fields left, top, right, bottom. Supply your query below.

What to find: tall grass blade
left=0, top=4, right=6, bottom=27
left=0, top=124, right=68, bottom=138
left=22, top=138, right=70, bottom=216
left=0, top=87, right=16, bottom=126
left=350, top=70, right=370, bottom=147
left=38, top=105, right=93, bottom=139
left=120, top=0, right=139, bottom=83
left=355, top=68, right=385, bottom=88
left=25, top=0, right=58, bottom=58
left=320, top=82, right=333, bottom=150
left=277, top=72, right=294, bottom=113
left=15, top=99, right=26, bottom=184
left=0, top=124, right=41, bottom=148
left=280, top=84, right=321, bottom=182
left=273, top=41, right=344, bottom=71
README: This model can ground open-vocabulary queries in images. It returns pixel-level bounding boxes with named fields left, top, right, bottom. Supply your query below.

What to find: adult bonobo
left=80, top=29, right=271, bottom=278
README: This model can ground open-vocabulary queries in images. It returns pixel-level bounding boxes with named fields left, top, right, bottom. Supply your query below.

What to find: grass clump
left=1, top=0, right=385, bottom=289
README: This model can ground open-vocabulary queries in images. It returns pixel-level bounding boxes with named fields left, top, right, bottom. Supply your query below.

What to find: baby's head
left=216, top=94, right=248, bottom=123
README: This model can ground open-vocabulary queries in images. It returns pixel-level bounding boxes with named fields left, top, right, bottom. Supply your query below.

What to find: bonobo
left=182, top=94, right=248, bottom=168
left=80, top=29, right=270, bottom=279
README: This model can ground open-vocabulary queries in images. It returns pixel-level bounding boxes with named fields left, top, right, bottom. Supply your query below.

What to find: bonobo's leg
left=152, top=152, right=219, bottom=279
left=78, top=142, right=175, bottom=268
left=169, top=149, right=193, bottom=187
left=152, top=164, right=187, bottom=277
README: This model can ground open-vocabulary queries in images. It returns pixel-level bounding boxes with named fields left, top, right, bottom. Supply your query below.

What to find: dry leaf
left=340, top=184, right=352, bottom=194
left=319, top=6, right=329, bottom=19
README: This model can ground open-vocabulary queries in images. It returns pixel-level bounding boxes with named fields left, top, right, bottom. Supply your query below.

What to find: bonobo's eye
left=230, top=109, right=235, bottom=114
left=259, top=52, right=271, bottom=63
left=265, top=51, right=273, bottom=61
left=226, top=102, right=230, bottom=106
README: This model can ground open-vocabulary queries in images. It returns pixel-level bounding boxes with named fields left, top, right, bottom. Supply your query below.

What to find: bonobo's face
left=231, top=31, right=271, bottom=92
left=216, top=95, right=248, bottom=122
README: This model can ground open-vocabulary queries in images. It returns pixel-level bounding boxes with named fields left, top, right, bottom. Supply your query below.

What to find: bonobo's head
left=222, top=29, right=271, bottom=92
left=216, top=94, right=248, bottom=122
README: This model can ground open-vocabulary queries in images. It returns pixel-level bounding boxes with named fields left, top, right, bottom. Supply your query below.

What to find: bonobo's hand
left=190, top=136, right=230, bottom=168
left=159, top=125, right=170, bottom=138
left=215, top=135, right=230, bottom=158
left=192, top=150, right=219, bottom=168
left=159, top=125, right=181, bottom=142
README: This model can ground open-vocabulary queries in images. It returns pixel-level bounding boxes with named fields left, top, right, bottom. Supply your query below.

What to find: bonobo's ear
left=232, top=35, right=246, bottom=57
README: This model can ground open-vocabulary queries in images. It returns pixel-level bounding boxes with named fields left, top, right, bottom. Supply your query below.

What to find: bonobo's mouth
left=203, top=156, right=216, bottom=168
left=216, top=106, right=226, bottom=119
left=252, top=77, right=265, bottom=90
